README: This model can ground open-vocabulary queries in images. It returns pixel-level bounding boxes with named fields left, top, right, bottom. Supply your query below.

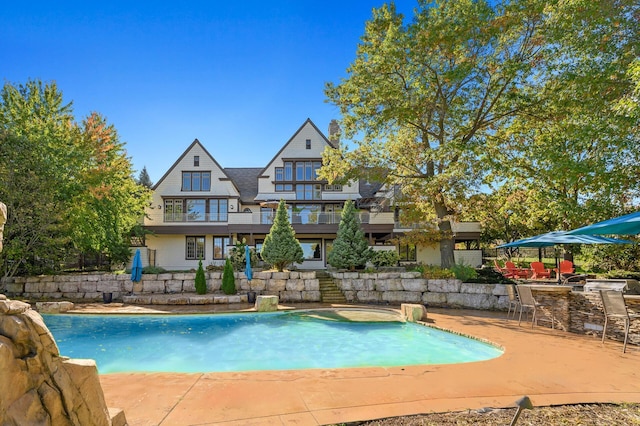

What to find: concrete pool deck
left=76, top=303, right=640, bottom=426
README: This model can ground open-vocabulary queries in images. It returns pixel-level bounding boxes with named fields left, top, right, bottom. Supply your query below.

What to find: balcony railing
left=145, top=211, right=377, bottom=225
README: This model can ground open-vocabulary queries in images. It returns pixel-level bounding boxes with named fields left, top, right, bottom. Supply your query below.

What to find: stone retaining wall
left=331, top=271, right=510, bottom=310
left=0, top=271, right=321, bottom=303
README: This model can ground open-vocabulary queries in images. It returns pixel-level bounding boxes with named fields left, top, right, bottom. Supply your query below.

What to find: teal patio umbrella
left=497, top=231, right=632, bottom=248
left=131, top=249, right=143, bottom=283
left=244, top=244, right=252, bottom=282
left=497, top=231, right=632, bottom=283
left=567, top=211, right=640, bottom=236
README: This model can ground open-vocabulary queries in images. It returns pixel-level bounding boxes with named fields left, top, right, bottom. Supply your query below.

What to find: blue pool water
left=42, top=311, right=503, bottom=374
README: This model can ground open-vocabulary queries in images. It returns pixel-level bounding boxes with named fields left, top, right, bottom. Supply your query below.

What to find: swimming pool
left=43, top=310, right=503, bottom=374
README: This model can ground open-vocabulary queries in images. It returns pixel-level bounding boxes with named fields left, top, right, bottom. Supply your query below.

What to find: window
left=299, top=239, right=322, bottom=260
left=182, top=172, right=211, bottom=191
left=293, top=204, right=321, bottom=224
left=186, top=199, right=206, bottom=221
left=306, top=139, right=311, bottom=149
left=186, top=236, right=205, bottom=260
left=164, top=199, right=183, bottom=221
left=398, top=244, right=417, bottom=261
left=324, top=184, right=342, bottom=192
left=296, top=162, right=304, bottom=181
left=194, top=156, right=199, bottom=166
left=209, top=199, right=228, bottom=222
left=284, top=162, right=292, bottom=180
left=295, top=184, right=321, bottom=200
left=213, top=237, right=231, bottom=259
left=255, top=239, right=264, bottom=259
left=275, top=183, right=293, bottom=192
left=275, top=167, right=284, bottom=181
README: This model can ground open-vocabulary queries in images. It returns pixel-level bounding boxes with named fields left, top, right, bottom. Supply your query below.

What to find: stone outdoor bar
left=1, top=271, right=638, bottom=347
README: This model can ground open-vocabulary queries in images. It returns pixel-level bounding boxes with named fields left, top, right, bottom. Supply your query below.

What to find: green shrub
left=221, top=258, right=236, bottom=295
left=450, top=263, right=478, bottom=281
left=603, top=270, right=640, bottom=280
left=371, top=250, right=399, bottom=267
left=142, top=265, right=166, bottom=274
left=414, top=264, right=456, bottom=279
left=195, top=259, right=207, bottom=294
left=465, top=267, right=514, bottom=284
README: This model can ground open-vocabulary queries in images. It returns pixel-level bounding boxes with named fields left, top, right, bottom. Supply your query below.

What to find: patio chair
left=506, top=261, right=530, bottom=279
left=529, top=262, right=551, bottom=280
left=494, top=259, right=516, bottom=278
left=599, top=290, right=640, bottom=353
left=505, top=284, right=520, bottom=320
left=516, top=285, right=555, bottom=329
left=554, top=260, right=575, bottom=278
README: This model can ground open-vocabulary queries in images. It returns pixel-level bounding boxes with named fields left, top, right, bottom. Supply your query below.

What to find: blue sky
left=1, top=1, right=416, bottom=183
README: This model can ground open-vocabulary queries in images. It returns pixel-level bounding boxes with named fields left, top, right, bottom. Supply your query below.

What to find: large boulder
left=0, top=297, right=126, bottom=425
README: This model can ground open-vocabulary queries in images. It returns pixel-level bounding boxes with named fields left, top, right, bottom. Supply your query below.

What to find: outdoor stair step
left=316, top=274, right=346, bottom=303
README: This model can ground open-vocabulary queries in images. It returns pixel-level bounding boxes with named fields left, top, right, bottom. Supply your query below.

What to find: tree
left=221, top=258, right=236, bottom=294
left=67, top=112, right=151, bottom=267
left=0, top=79, right=151, bottom=276
left=486, top=0, right=640, bottom=239
left=322, top=1, right=547, bottom=267
left=260, top=200, right=303, bottom=271
left=137, top=166, right=153, bottom=188
left=195, top=259, right=207, bottom=294
left=0, top=80, right=78, bottom=276
left=327, top=200, right=372, bottom=270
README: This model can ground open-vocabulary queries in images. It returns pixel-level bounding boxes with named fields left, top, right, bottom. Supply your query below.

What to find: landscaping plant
left=195, top=259, right=207, bottom=294
left=328, top=200, right=372, bottom=270
left=221, top=257, right=236, bottom=294
left=260, top=200, right=304, bottom=271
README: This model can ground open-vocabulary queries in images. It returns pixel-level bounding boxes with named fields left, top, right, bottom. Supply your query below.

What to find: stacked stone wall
left=332, top=272, right=510, bottom=310
left=0, top=271, right=321, bottom=303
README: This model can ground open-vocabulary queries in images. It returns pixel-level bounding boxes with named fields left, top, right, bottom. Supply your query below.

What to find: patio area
left=85, top=303, right=640, bottom=425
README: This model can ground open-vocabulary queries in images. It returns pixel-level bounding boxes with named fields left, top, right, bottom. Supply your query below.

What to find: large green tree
left=0, top=80, right=79, bottom=276
left=0, top=80, right=150, bottom=276
left=260, top=200, right=304, bottom=271
left=67, top=113, right=151, bottom=267
left=322, top=0, right=547, bottom=267
left=487, top=0, right=640, bottom=234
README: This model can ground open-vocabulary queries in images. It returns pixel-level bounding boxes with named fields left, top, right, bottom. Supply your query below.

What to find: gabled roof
left=224, top=167, right=262, bottom=204
left=259, top=118, right=337, bottom=177
left=151, top=139, right=234, bottom=191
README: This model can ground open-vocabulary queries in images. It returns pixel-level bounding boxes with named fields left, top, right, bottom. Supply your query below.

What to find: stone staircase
left=316, top=271, right=347, bottom=304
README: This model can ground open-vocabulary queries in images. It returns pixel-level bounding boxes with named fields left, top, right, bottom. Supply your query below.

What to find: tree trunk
left=434, top=201, right=455, bottom=268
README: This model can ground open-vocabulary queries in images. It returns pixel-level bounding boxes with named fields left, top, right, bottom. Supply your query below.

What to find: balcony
left=144, top=211, right=382, bottom=226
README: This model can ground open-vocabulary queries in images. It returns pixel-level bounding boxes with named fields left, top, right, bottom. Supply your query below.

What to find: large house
left=140, top=119, right=482, bottom=270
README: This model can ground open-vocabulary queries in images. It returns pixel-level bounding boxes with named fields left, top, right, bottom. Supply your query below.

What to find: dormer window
left=306, top=139, right=311, bottom=149
left=182, top=171, right=211, bottom=191
left=194, top=156, right=200, bottom=166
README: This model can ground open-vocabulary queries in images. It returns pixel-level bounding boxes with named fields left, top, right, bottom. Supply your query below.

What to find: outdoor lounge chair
left=555, top=260, right=575, bottom=276
left=494, top=259, right=516, bottom=278
left=505, top=284, right=520, bottom=320
left=599, top=290, right=640, bottom=353
left=516, top=285, right=555, bottom=329
left=506, top=261, right=530, bottom=279
left=530, top=262, right=551, bottom=279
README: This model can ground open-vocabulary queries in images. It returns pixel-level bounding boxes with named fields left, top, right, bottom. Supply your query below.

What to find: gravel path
left=344, top=403, right=640, bottom=425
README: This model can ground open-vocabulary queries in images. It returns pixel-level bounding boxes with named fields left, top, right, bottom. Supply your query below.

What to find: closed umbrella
left=567, top=211, right=640, bottom=236
left=245, top=245, right=256, bottom=303
left=497, top=231, right=632, bottom=283
left=131, top=249, right=143, bottom=283
left=244, top=244, right=252, bottom=282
